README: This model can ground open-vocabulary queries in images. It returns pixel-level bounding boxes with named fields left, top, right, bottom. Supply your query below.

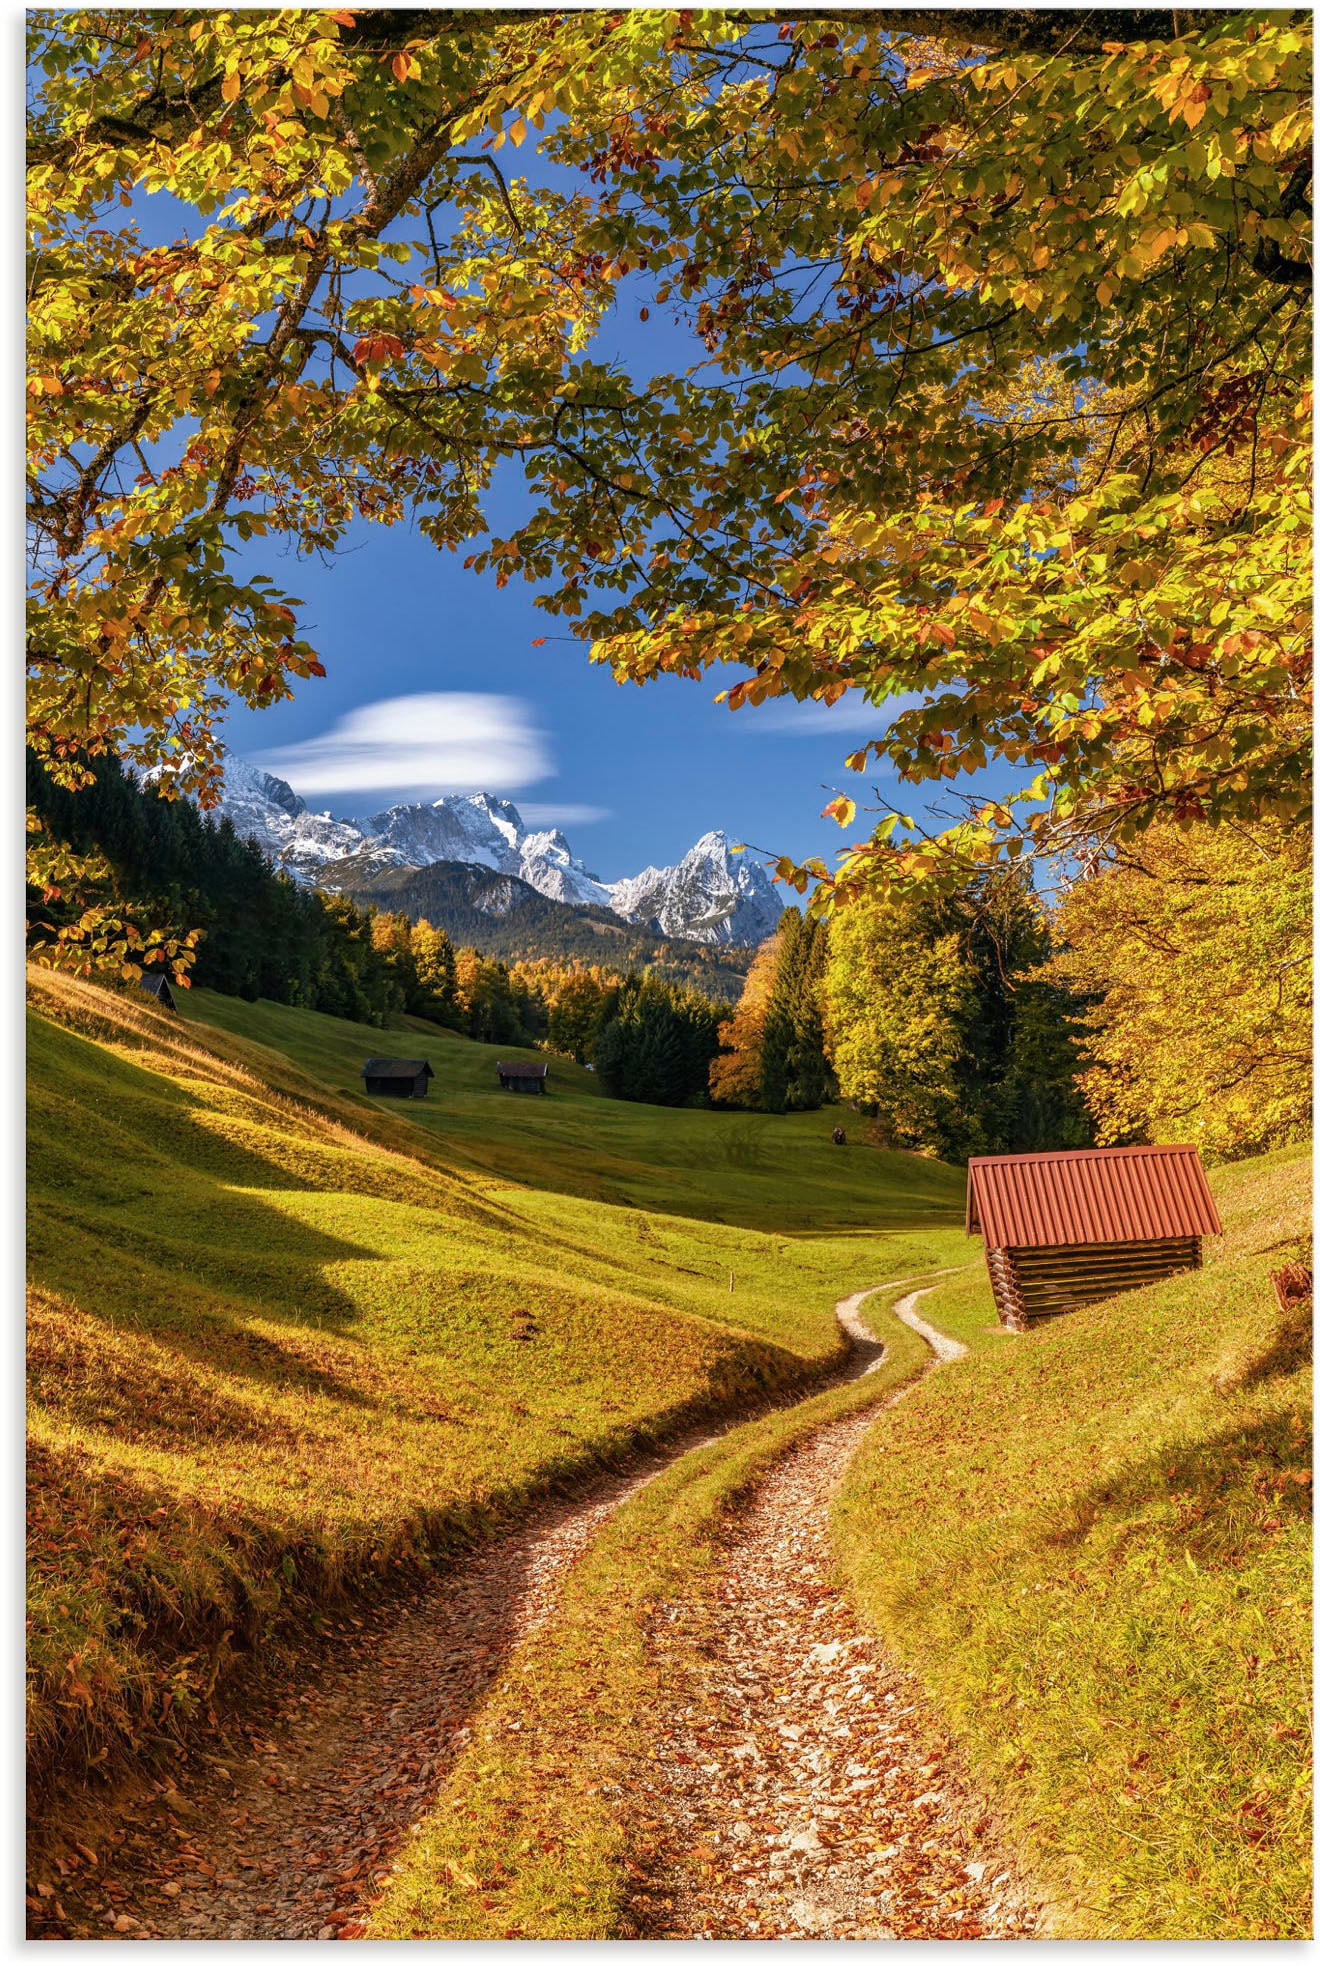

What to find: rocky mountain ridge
left=212, top=756, right=782, bottom=947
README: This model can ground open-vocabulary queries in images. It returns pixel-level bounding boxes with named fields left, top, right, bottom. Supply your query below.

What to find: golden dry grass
left=27, top=968, right=965, bottom=1792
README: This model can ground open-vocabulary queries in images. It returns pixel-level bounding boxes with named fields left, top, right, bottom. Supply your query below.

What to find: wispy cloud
left=518, top=804, right=612, bottom=829
left=726, top=692, right=926, bottom=737
left=250, top=693, right=553, bottom=801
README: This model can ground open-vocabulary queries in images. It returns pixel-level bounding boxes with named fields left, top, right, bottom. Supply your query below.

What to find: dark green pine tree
left=592, top=974, right=725, bottom=1106
left=784, top=915, right=833, bottom=1111
left=758, top=909, right=832, bottom=1113
left=935, top=867, right=1095, bottom=1159
left=757, top=909, right=802, bottom=1113
left=992, top=976, right=1096, bottom=1151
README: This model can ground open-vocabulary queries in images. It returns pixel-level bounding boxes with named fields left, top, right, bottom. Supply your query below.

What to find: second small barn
left=496, top=1061, right=548, bottom=1095
left=967, top=1143, right=1222, bottom=1331
left=136, top=972, right=178, bottom=1012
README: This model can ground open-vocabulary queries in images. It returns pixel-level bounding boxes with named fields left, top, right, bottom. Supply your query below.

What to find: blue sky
left=217, top=232, right=928, bottom=884
left=129, top=123, right=1024, bottom=886
left=222, top=480, right=962, bottom=884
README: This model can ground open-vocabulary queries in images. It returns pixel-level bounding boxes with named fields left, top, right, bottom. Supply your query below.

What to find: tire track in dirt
left=29, top=1277, right=1024, bottom=1941
left=621, top=1289, right=1041, bottom=1940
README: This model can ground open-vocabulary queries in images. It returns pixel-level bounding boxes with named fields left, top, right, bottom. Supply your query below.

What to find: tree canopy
left=1047, top=819, right=1311, bottom=1160
left=27, top=8, right=1310, bottom=903
left=503, top=7, right=1311, bottom=893
left=822, top=867, right=1094, bottom=1159
left=26, top=8, right=664, bottom=792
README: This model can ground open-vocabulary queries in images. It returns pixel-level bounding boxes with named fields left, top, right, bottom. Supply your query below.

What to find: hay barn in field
left=361, top=1057, right=433, bottom=1099
left=967, top=1144, right=1222, bottom=1332
left=496, top=1061, right=548, bottom=1094
left=136, top=972, right=177, bottom=1012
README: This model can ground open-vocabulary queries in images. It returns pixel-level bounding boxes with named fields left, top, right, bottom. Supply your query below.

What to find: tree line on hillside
left=342, top=862, right=752, bottom=1000
left=709, top=889, right=1093, bottom=1160
left=25, top=752, right=731, bottom=1103
left=707, top=831, right=1311, bottom=1167
left=27, top=753, right=1308, bottom=1158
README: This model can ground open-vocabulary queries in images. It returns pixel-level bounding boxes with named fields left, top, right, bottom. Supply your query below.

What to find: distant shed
left=136, top=972, right=177, bottom=1012
left=967, top=1144, right=1222, bottom=1331
left=361, top=1057, right=433, bottom=1099
left=497, top=1061, right=548, bottom=1095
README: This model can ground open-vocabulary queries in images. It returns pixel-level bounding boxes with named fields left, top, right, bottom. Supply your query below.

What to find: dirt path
left=28, top=1447, right=711, bottom=1941
left=28, top=1277, right=1031, bottom=1943
left=621, top=1289, right=1040, bottom=1940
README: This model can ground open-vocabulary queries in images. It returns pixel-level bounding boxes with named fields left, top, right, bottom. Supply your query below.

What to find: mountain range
left=214, top=757, right=784, bottom=948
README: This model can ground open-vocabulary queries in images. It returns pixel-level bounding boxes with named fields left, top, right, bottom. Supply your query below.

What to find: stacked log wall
left=992, top=1236, right=1202, bottom=1327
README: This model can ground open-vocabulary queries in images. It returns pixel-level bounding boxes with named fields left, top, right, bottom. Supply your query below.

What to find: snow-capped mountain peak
left=358, top=795, right=522, bottom=873
left=607, top=829, right=781, bottom=947
left=518, top=828, right=611, bottom=908
left=208, top=756, right=781, bottom=945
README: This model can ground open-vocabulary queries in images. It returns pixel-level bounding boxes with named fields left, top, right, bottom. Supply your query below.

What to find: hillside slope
left=358, top=1146, right=1310, bottom=1943
left=27, top=968, right=965, bottom=1795
left=184, top=988, right=962, bottom=1231
left=832, top=1144, right=1312, bottom=1938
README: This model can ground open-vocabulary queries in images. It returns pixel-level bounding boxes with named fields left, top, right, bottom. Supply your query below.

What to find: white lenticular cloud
left=250, top=692, right=553, bottom=799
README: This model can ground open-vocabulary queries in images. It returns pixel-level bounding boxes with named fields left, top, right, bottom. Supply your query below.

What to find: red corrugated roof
left=966, top=1145, right=1222, bottom=1248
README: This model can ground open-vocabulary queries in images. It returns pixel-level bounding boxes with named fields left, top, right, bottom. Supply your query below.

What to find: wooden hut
left=967, top=1144, right=1222, bottom=1332
left=136, top=972, right=177, bottom=1012
left=496, top=1061, right=548, bottom=1095
left=361, top=1057, right=433, bottom=1099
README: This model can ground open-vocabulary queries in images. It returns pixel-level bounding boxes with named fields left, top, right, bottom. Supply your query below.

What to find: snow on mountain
left=606, top=831, right=782, bottom=947
left=359, top=793, right=525, bottom=874
left=148, top=757, right=364, bottom=872
left=210, top=757, right=780, bottom=944
left=517, top=829, right=613, bottom=908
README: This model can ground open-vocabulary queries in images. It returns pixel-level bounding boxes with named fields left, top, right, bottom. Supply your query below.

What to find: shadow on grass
left=1041, top=1403, right=1313, bottom=1568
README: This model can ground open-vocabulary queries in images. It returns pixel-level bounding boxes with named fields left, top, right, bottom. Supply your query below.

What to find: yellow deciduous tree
left=1047, top=822, right=1311, bottom=1161
left=708, top=929, right=781, bottom=1108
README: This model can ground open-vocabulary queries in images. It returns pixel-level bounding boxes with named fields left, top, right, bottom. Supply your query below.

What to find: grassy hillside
left=185, top=988, right=961, bottom=1231
left=364, top=1147, right=1311, bottom=1943
left=832, top=1143, right=1312, bottom=1938
left=26, top=969, right=965, bottom=1795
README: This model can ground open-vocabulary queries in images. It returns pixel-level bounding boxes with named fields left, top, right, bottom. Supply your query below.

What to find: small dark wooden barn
left=136, top=972, right=177, bottom=1012
left=967, top=1144, right=1222, bottom=1332
left=361, top=1057, right=433, bottom=1099
left=496, top=1061, right=548, bottom=1095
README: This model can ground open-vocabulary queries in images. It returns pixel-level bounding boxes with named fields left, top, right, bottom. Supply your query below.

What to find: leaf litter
left=29, top=1284, right=1040, bottom=1941
left=620, top=1392, right=1043, bottom=1939
left=26, top=1446, right=712, bottom=1941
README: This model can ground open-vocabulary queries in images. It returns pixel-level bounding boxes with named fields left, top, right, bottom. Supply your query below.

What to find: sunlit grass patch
left=27, top=969, right=961, bottom=1793
left=185, top=987, right=966, bottom=1233
left=832, top=1143, right=1312, bottom=1939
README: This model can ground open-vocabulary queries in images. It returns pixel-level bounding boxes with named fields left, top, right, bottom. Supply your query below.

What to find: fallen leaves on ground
left=26, top=1457, right=677, bottom=1941
left=620, top=1405, right=1042, bottom=1939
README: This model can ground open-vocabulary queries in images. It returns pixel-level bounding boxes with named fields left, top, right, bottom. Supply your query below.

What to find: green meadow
left=366, top=1149, right=1311, bottom=1943
left=28, top=968, right=1308, bottom=1939
left=833, top=1141, right=1312, bottom=1938
left=26, top=968, right=966, bottom=1792
left=186, top=988, right=961, bottom=1231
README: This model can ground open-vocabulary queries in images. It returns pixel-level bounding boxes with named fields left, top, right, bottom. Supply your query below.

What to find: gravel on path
left=28, top=1277, right=1033, bottom=1943
left=621, top=1288, right=1041, bottom=1941
left=27, top=1452, right=704, bottom=1941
